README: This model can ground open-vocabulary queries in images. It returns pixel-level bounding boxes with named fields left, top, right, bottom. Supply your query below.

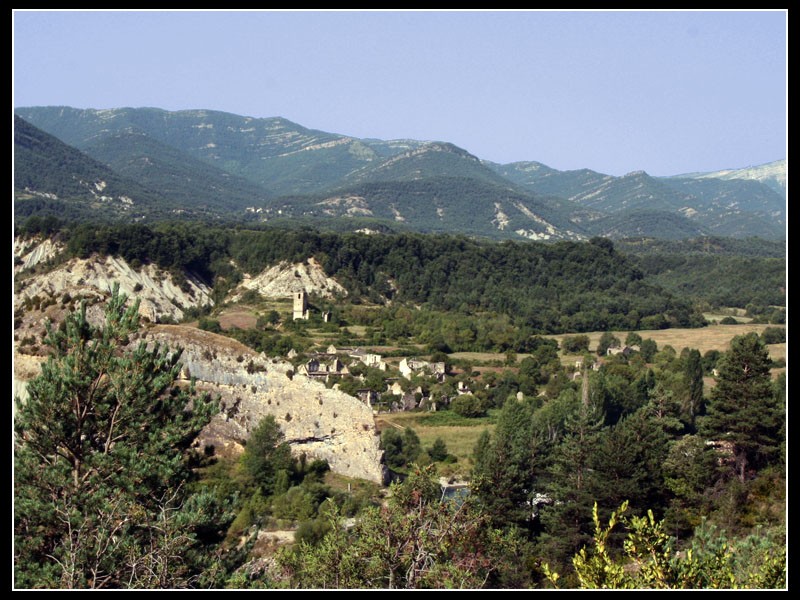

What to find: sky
left=12, top=9, right=786, bottom=177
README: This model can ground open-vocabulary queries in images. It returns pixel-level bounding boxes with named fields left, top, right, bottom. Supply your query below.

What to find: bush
left=760, top=327, right=786, bottom=345
left=450, top=394, right=487, bottom=418
left=720, top=316, right=739, bottom=325
left=272, top=486, right=317, bottom=522
left=561, top=334, right=590, bottom=353
left=381, top=427, right=422, bottom=470
left=295, top=517, right=332, bottom=546
left=199, top=317, right=222, bottom=333
left=240, top=289, right=263, bottom=304
left=428, top=438, right=449, bottom=462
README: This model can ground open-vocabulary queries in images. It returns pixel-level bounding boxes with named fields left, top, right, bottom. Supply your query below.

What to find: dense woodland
left=17, top=220, right=785, bottom=340
left=13, top=222, right=787, bottom=589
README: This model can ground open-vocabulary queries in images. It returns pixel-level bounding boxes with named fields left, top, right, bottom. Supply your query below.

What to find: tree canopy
left=14, top=286, right=221, bottom=588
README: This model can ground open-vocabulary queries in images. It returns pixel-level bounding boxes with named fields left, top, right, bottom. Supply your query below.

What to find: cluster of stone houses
left=569, top=345, right=642, bottom=381
left=294, top=345, right=387, bottom=380
left=290, top=346, right=466, bottom=413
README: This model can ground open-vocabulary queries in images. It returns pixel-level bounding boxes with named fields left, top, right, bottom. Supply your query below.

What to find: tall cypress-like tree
left=14, top=286, right=219, bottom=588
left=683, top=349, right=705, bottom=432
left=700, top=333, right=781, bottom=482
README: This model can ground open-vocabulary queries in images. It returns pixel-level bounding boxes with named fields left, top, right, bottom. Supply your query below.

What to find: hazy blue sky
left=13, top=9, right=786, bottom=176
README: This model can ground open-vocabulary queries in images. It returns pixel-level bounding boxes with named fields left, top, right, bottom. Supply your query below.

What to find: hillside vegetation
left=14, top=107, right=786, bottom=241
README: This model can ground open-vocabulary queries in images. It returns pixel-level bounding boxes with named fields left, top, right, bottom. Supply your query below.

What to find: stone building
left=293, top=291, right=309, bottom=320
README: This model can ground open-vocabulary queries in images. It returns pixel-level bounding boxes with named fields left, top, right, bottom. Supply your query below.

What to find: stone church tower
left=293, top=291, right=309, bottom=320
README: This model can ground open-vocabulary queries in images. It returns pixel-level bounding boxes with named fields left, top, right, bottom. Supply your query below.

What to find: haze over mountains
left=14, top=107, right=786, bottom=241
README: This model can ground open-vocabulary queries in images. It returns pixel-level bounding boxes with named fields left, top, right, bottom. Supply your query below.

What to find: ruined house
left=398, top=357, right=446, bottom=378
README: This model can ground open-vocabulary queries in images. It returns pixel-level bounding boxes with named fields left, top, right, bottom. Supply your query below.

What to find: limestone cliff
left=144, top=326, right=385, bottom=484
left=14, top=237, right=64, bottom=273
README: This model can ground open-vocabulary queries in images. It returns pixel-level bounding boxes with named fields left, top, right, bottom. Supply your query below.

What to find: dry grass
left=346, top=325, right=369, bottom=336
left=703, top=312, right=753, bottom=324
left=546, top=323, right=781, bottom=356
left=449, top=352, right=508, bottom=364
left=452, top=326, right=785, bottom=383
left=218, top=309, right=257, bottom=330
left=149, top=324, right=256, bottom=355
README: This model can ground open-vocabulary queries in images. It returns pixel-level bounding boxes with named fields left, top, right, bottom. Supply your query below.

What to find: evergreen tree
left=662, top=435, right=722, bottom=536
left=14, top=286, right=220, bottom=588
left=593, top=408, right=669, bottom=514
left=241, top=415, right=293, bottom=496
left=700, top=333, right=781, bottom=482
left=538, top=387, right=605, bottom=567
left=683, top=349, right=705, bottom=432
left=428, top=438, right=449, bottom=462
left=471, top=399, right=538, bottom=528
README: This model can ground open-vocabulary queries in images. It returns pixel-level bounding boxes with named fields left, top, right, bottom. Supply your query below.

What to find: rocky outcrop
left=144, top=326, right=385, bottom=484
left=14, top=237, right=64, bottom=273
left=231, top=257, right=347, bottom=300
left=13, top=252, right=213, bottom=322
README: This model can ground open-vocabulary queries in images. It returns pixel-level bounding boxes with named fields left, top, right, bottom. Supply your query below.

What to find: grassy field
left=546, top=323, right=781, bottom=356
left=216, top=298, right=293, bottom=330
left=703, top=312, right=753, bottom=324
left=218, top=309, right=258, bottom=330
left=454, top=324, right=784, bottom=367
left=375, top=411, right=495, bottom=477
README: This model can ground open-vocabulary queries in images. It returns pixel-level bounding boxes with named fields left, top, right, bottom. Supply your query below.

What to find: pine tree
left=700, top=333, right=781, bottom=482
left=241, top=415, right=292, bottom=496
left=14, top=286, right=219, bottom=588
left=538, top=388, right=605, bottom=567
left=593, top=408, right=669, bottom=514
left=471, top=399, right=538, bottom=528
left=428, top=438, right=449, bottom=462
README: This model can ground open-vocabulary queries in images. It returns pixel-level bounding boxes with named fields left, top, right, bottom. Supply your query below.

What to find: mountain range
left=13, top=106, right=786, bottom=241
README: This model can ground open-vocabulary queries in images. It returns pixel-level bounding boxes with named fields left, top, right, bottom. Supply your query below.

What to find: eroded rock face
left=14, top=237, right=64, bottom=273
left=14, top=251, right=213, bottom=322
left=231, top=257, right=347, bottom=301
left=145, top=326, right=385, bottom=484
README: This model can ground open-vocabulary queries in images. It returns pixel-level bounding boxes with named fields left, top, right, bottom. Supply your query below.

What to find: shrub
left=561, top=334, right=590, bottom=353
left=760, top=327, right=786, bottom=345
left=450, top=394, right=487, bottom=418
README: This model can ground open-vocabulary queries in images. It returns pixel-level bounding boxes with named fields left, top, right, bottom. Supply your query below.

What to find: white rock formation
left=14, top=252, right=213, bottom=322
left=145, top=326, right=385, bottom=484
left=231, top=257, right=347, bottom=300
